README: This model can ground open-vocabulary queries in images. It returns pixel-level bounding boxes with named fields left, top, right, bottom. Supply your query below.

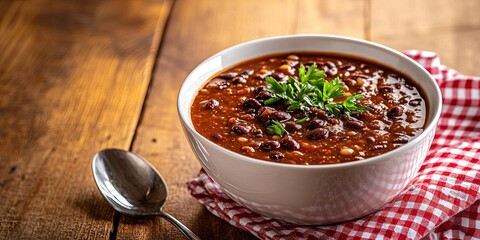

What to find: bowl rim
left=177, top=34, right=442, bottom=170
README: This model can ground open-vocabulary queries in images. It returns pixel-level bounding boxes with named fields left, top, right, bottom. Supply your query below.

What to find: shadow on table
left=72, top=191, right=116, bottom=221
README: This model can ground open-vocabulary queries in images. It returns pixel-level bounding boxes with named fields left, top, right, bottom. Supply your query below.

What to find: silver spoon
left=92, top=148, right=201, bottom=240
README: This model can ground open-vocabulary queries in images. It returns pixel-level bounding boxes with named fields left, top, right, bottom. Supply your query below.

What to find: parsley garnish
left=264, top=64, right=370, bottom=117
left=266, top=120, right=288, bottom=136
left=296, top=117, right=309, bottom=123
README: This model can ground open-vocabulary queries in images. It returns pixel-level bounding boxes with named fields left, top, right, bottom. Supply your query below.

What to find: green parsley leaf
left=322, top=78, right=344, bottom=101
left=341, top=94, right=371, bottom=118
left=296, top=117, right=309, bottom=123
left=264, top=64, right=370, bottom=117
left=266, top=120, right=288, bottom=136
left=325, top=102, right=343, bottom=116
left=264, top=97, right=282, bottom=105
left=265, top=77, right=287, bottom=94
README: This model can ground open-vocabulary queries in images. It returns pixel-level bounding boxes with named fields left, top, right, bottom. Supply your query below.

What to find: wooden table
left=1, top=0, right=478, bottom=239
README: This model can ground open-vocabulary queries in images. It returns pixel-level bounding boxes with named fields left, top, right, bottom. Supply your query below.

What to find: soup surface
left=191, top=52, right=427, bottom=165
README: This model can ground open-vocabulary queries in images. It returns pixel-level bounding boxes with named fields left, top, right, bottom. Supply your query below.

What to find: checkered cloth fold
left=187, top=50, right=480, bottom=240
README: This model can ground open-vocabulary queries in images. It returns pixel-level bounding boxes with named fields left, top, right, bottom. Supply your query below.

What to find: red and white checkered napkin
left=187, top=50, right=480, bottom=239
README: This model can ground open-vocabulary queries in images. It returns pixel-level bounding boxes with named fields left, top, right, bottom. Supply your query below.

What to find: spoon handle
left=159, top=211, right=201, bottom=240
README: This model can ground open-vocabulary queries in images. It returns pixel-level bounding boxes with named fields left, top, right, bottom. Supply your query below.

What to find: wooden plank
left=124, top=0, right=367, bottom=239
left=0, top=0, right=16, bottom=17
left=370, top=0, right=480, bottom=75
left=0, top=0, right=171, bottom=238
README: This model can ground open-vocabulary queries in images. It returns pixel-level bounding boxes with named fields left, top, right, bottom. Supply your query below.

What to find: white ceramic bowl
left=178, top=35, right=442, bottom=224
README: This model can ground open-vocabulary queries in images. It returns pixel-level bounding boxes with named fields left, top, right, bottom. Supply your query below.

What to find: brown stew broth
left=191, top=53, right=427, bottom=164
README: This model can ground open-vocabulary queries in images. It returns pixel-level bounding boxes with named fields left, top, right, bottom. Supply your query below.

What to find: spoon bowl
left=92, top=148, right=200, bottom=240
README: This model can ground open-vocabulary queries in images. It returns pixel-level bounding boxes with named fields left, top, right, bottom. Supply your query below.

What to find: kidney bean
left=337, top=135, right=349, bottom=141
left=379, top=85, right=394, bottom=93
left=240, top=113, right=255, bottom=121
left=345, top=120, right=364, bottom=129
left=256, top=91, right=275, bottom=100
left=366, top=136, right=376, bottom=143
left=327, top=68, right=338, bottom=76
left=344, top=79, right=357, bottom=87
left=327, top=118, right=340, bottom=125
left=200, top=99, right=219, bottom=109
left=284, top=121, right=302, bottom=132
left=271, top=72, right=287, bottom=81
left=372, top=144, right=387, bottom=150
left=269, top=152, right=285, bottom=160
left=408, top=99, right=422, bottom=106
left=384, top=93, right=397, bottom=101
left=281, top=136, right=300, bottom=150
left=393, top=135, right=409, bottom=143
left=253, top=129, right=263, bottom=137
left=258, top=106, right=275, bottom=114
left=258, top=107, right=276, bottom=121
left=399, top=98, right=409, bottom=104
left=368, top=104, right=384, bottom=114
left=303, top=60, right=317, bottom=67
left=206, top=78, right=229, bottom=89
left=388, top=106, right=403, bottom=118
left=244, top=98, right=262, bottom=110
left=240, top=69, right=254, bottom=78
left=310, top=107, right=328, bottom=119
left=255, top=86, right=267, bottom=93
left=308, top=128, right=329, bottom=140
left=355, top=74, right=369, bottom=79
left=250, top=140, right=262, bottom=147
left=254, top=73, right=266, bottom=80
left=211, top=133, right=223, bottom=141
left=349, top=112, right=362, bottom=119
left=218, top=72, right=238, bottom=80
left=325, top=61, right=336, bottom=69
left=284, top=60, right=299, bottom=67
left=232, top=76, right=247, bottom=84
left=308, top=118, right=326, bottom=129
left=232, top=125, right=252, bottom=134
left=261, top=140, right=281, bottom=151
left=340, top=64, right=356, bottom=71
left=270, top=111, right=291, bottom=121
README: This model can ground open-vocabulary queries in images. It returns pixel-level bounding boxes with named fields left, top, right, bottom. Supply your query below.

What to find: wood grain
left=1, top=0, right=478, bottom=239
left=0, top=0, right=171, bottom=238
left=123, top=0, right=366, bottom=239
left=370, top=0, right=480, bottom=75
